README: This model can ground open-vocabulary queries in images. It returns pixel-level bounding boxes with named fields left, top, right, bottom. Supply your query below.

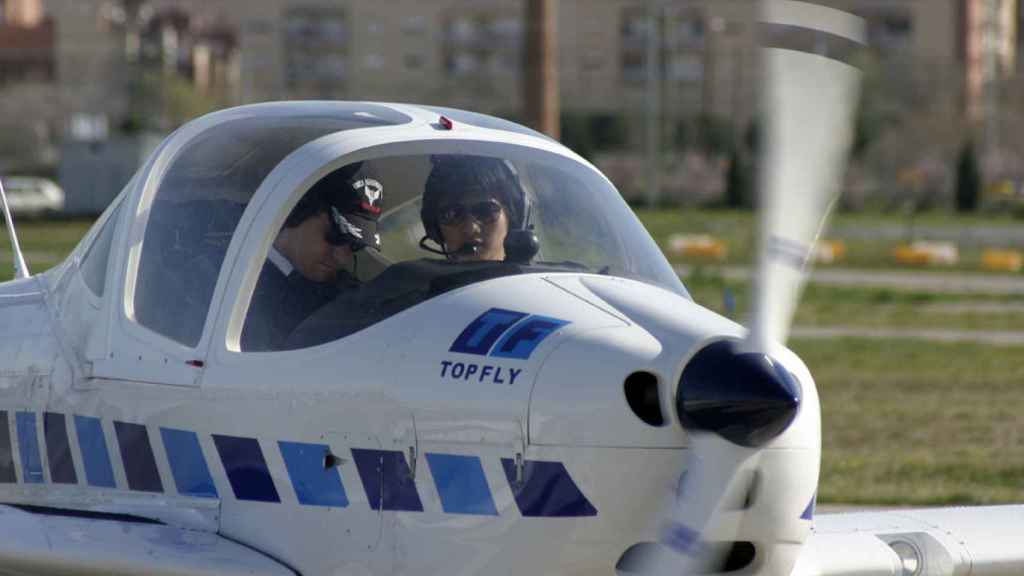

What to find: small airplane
left=0, top=2, right=1020, bottom=575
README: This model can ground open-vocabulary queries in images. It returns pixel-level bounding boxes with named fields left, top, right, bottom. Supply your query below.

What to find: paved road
left=676, top=265, right=1024, bottom=295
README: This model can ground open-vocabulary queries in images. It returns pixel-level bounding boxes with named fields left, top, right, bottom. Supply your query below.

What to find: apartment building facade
left=0, top=0, right=52, bottom=86
left=30, top=2, right=962, bottom=120
left=0, top=0, right=1007, bottom=154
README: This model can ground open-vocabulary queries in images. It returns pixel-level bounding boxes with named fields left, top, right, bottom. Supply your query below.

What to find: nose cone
left=676, top=340, right=802, bottom=448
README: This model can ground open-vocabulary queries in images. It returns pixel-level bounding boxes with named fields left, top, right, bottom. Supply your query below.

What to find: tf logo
left=450, top=308, right=569, bottom=360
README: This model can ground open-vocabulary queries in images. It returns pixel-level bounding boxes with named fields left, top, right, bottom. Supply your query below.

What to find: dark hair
left=284, top=162, right=363, bottom=228
left=420, top=155, right=524, bottom=244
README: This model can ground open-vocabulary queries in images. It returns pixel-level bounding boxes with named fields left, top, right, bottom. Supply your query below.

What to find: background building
left=2, top=0, right=1022, bottom=208
left=0, top=0, right=56, bottom=172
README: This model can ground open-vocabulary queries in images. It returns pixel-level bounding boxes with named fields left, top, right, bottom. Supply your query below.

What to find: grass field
left=1, top=213, right=1023, bottom=505
left=683, top=262, right=1024, bottom=504
left=797, top=338, right=1024, bottom=505
left=0, top=218, right=92, bottom=275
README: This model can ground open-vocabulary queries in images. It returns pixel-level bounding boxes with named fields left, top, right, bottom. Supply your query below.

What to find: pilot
left=241, top=163, right=383, bottom=351
left=285, top=156, right=529, bottom=351
left=419, top=155, right=524, bottom=262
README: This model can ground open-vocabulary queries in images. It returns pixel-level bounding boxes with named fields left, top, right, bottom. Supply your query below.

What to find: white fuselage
left=0, top=266, right=819, bottom=575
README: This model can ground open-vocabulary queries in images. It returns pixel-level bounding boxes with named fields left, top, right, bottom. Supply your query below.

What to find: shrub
left=724, top=146, right=752, bottom=209
left=559, top=113, right=628, bottom=159
left=955, top=141, right=980, bottom=213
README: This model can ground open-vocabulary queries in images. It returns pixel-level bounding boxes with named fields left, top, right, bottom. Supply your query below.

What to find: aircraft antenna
left=0, top=177, right=31, bottom=279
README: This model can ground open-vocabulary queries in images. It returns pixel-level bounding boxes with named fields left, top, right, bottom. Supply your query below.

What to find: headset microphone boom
left=634, top=2, right=865, bottom=575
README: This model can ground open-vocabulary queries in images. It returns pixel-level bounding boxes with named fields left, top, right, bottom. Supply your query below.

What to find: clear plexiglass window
left=81, top=197, right=123, bottom=297
left=132, top=104, right=412, bottom=347
left=241, top=149, right=686, bottom=352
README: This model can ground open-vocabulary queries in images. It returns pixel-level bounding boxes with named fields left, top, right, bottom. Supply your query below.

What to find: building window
left=666, top=7, right=705, bottom=49
left=283, top=5, right=348, bottom=97
left=403, top=53, right=424, bottom=70
left=442, top=10, right=520, bottom=79
left=363, top=53, right=384, bottom=70
left=622, top=6, right=707, bottom=84
left=402, top=15, right=426, bottom=35
left=580, top=50, right=605, bottom=72
left=860, top=8, right=913, bottom=52
left=620, top=6, right=650, bottom=84
left=668, top=52, right=703, bottom=83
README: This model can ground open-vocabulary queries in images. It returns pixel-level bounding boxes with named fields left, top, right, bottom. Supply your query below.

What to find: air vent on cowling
left=624, top=371, right=664, bottom=427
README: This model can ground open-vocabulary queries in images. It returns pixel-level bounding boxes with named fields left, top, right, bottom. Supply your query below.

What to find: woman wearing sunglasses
left=420, top=155, right=525, bottom=262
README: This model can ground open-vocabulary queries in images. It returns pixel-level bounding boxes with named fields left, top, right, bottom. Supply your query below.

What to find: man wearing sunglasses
left=420, top=155, right=524, bottom=262
left=242, top=162, right=383, bottom=351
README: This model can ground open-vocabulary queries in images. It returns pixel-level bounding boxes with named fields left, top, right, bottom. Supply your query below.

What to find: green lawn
left=796, top=338, right=1024, bottom=505
left=8, top=218, right=93, bottom=251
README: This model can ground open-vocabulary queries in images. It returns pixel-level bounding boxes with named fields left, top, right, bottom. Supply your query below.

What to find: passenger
left=287, top=156, right=529, bottom=349
left=241, top=163, right=383, bottom=351
left=419, top=156, right=525, bottom=262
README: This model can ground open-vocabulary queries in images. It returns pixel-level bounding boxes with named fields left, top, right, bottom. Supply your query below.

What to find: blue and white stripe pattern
left=0, top=411, right=597, bottom=519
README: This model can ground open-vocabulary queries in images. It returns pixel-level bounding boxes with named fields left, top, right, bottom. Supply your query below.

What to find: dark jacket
left=241, top=261, right=356, bottom=351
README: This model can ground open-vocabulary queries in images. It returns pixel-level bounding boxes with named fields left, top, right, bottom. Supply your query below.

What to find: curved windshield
left=241, top=149, right=684, bottom=352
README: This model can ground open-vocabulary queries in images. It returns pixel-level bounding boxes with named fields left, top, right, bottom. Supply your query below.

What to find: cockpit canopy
left=133, top=103, right=414, bottom=347
left=103, top=102, right=685, bottom=354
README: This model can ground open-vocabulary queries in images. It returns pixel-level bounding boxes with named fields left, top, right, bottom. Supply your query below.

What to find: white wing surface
left=0, top=505, right=295, bottom=576
left=795, top=506, right=1024, bottom=576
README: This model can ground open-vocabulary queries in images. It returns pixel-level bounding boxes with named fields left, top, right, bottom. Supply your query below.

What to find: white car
left=1, top=176, right=65, bottom=217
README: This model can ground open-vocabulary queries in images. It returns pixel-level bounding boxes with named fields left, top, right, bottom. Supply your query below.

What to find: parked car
left=1, top=176, right=65, bottom=217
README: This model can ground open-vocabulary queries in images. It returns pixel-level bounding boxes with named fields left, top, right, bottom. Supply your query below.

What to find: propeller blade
left=636, top=3, right=864, bottom=575
left=749, top=0, right=865, bottom=351
left=637, top=435, right=759, bottom=576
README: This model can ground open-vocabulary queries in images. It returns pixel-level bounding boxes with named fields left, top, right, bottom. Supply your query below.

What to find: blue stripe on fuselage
left=351, top=448, right=423, bottom=512
left=213, top=434, right=280, bottom=503
left=16, top=412, right=43, bottom=484
left=74, top=415, right=116, bottom=488
left=501, top=458, right=597, bottom=517
left=279, top=441, right=349, bottom=508
left=114, top=421, right=163, bottom=493
left=426, top=453, right=497, bottom=516
left=162, top=428, right=217, bottom=499
left=44, top=412, right=77, bottom=485
left=801, top=492, right=816, bottom=520
left=0, top=412, right=15, bottom=483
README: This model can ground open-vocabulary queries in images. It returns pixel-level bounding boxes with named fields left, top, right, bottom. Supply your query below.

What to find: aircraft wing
left=794, top=505, right=1024, bottom=576
left=0, top=505, right=295, bottom=576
